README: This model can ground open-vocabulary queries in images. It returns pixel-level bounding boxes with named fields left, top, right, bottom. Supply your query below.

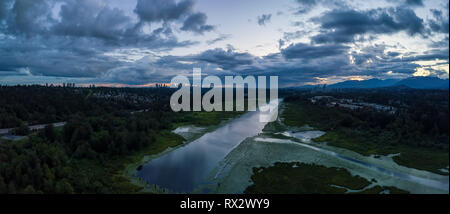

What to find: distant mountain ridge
left=325, top=76, right=449, bottom=89
left=327, top=78, right=399, bottom=89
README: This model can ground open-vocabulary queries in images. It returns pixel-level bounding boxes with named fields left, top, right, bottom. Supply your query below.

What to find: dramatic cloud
left=0, top=0, right=12, bottom=21
left=181, top=12, right=215, bottom=34
left=0, top=0, right=448, bottom=86
left=5, top=0, right=53, bottom=35
left=257, top=14, right=272, bottom=26
left=281, top=43, right=349, bottom=60
left=135, top=0, right=214, bottom=34
left=429, top=9, right=449, bottom=34
left=194, top=48, right=255, bottom=70
left=405, top=0, right=424, bottom=7
left=1, top=0, right=207, bottom=47
left=311, top=7, right=426, bottom=44
left=0, top=0, right=212, bottom=81
left=52, top=0, right=132, bottom=41
left=0, top=36, right=123, bottom=77
left=134, top=0, right=194, bottom=23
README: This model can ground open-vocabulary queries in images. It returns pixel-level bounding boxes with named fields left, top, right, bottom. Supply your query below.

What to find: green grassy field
left=171, top=111, right=244, bottom=128
left=245, top=162, right=408, bottom=194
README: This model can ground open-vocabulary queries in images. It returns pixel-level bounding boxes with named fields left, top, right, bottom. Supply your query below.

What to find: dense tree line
left=0, top=109, right=180, bottom=193
left=0, top=85, right=173, bottom=129
left=283, top=88, right=449, bottom=150
left=0, top=86, right=179, bottom=193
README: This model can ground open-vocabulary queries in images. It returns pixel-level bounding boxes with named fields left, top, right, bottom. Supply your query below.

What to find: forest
left=0, top=85, right=237, bottom=193
left=0, top=85, right=177, bottom=129
left=281, top=88, right=449, bottom=174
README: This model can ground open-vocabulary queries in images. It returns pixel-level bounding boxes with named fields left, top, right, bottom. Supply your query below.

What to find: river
left=136, top=100, right=449, bottom=194
left=136, top=99, right=280, bottom=193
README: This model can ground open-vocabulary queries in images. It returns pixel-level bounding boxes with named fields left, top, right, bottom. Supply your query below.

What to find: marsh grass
left=244, top=162, right=408, bottom=194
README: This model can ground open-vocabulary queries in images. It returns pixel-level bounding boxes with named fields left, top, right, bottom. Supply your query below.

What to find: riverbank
left=204, top=103, right=448, bottom=194
left=122, top=110, right=247, bottom=193
left=125, top=98, right=278, bottom=193
left=119, top=99, right=449, bottom=194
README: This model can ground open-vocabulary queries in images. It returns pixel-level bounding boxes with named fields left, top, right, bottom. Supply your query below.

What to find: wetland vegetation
left=245, top=162, right=409, bottom=194
left=281, top=89, right=449, bottom=175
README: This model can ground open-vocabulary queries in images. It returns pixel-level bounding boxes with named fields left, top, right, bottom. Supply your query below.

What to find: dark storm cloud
left=99, top=57, right=192, bottom=85
left=0, top=0, right=11, bottom=21
left=429, top=9, right=449, bottom=34
left=233, top=51, right=352, bottom=86
left=0, top=0, right=214, bottom=46
left=97, top=47, right=258, bottom=85
left=257, top=14, right=272, bottom=26
left=186, top=43, right=354, bottom=87
left=5, top=0, right=53, bottom=36
left=52, top=0, right=131, bottom=41
left=194, top=48, right=255, bottom=70
left=386, top=51, right=401, bottom=57
left=181, top=12, right=215, bottom=34
left=405, top=0, right=424, bottom=7
left=122, top=0, right=446, bottom=86
left=100, top=40, right=448, bottom=86
left=0, top=36, right=122, bottom=77
left=134, top=0, right=194, bottom=22
left=49, top=0, right=202, bottom=47
left=0, top=0, right=212, bottom=80
left=0, top=0, right=448, bottom=86
left=311, top=7, right=426, bottom=44
left=135, top=0, right=214, bottom=34
left=281, top=43, right=349, bottom=60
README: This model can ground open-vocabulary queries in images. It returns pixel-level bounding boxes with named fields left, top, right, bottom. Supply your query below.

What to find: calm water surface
left=136, top=100, right=280, bottom=193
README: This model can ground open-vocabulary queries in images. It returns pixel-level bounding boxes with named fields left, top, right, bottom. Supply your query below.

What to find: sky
left=0, top=0, right=448, bottom=87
